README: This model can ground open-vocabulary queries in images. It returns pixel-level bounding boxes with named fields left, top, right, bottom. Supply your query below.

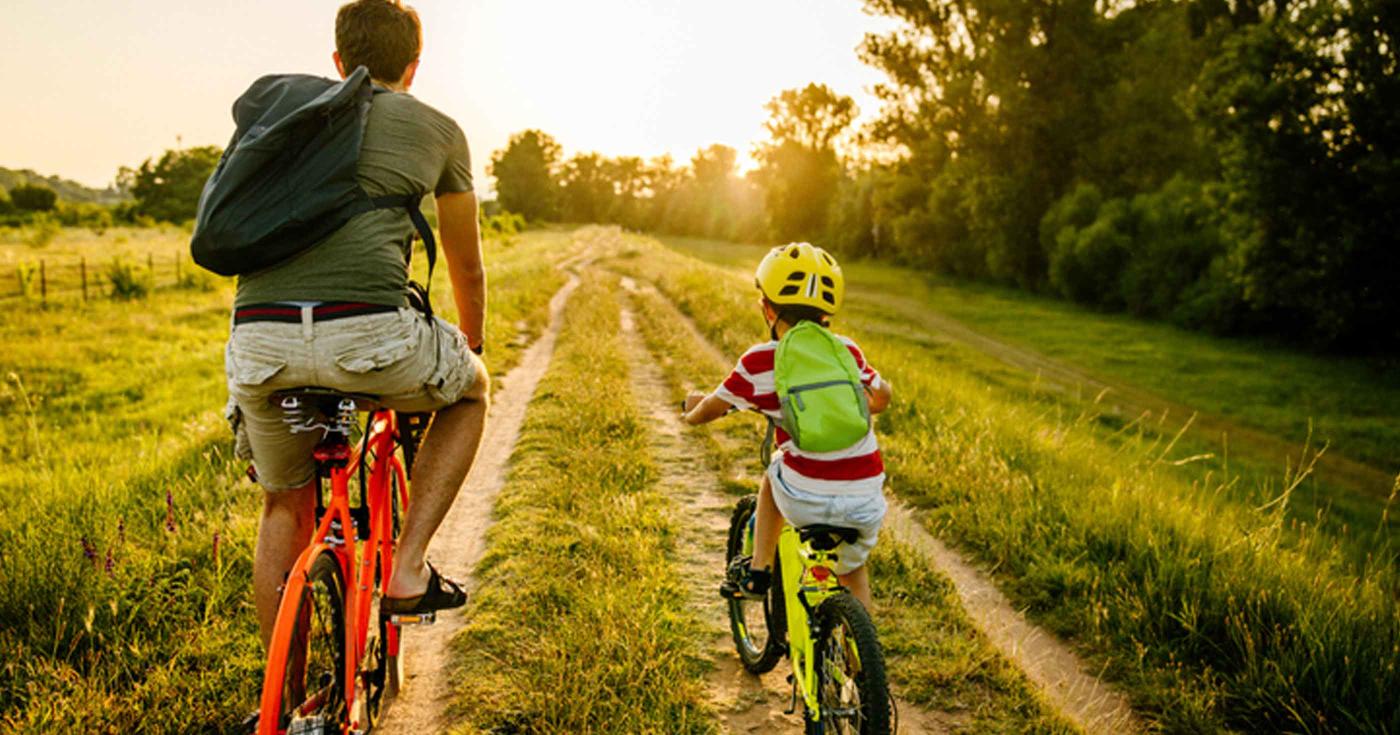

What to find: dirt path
left=617, top=289, right=949, bottom=734
left=621, top=272, right=1141, bottom=734
left=883, top=504, right=1141, bottom=733
left=375, top=273, right=580, bottom=735
left=850, top=289, right=1395, bottom=497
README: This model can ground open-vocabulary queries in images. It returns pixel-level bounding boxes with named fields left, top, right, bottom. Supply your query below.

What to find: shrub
left=10, top=183, right=58, bottom=212
left=25, top=213, right=60, bottom=248
left=176, top=267, right=217, bottom=292
left=106, top=258, right=152, bottom=300
left=1048, top=199, right=1131, bottom=308
left=1118, top=177, right=1226, bottom=318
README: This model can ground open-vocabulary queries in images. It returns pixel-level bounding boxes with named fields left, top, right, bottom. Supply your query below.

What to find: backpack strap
left=369, top=193, right=437, bottom=318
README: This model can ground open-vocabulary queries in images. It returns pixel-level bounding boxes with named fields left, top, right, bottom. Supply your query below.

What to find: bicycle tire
left=725, top=495, right=786, bottom=674
left=262, top=550, right=348, bottom=734
left=810, top=594, right=891, bottom=735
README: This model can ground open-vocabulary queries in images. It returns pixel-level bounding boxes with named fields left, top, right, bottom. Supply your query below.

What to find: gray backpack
left=190, top=66, right=436, bottom=299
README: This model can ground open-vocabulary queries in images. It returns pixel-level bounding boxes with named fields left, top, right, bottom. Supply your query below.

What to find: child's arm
left=682, top=391, right=733, bottom=425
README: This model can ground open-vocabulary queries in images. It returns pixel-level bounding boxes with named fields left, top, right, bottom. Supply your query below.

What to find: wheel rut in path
left=616, top=292, right=946, bottom=734
left=623, top=273, right=1142, bottom=735
left=376, top=272, right=581, bottom=735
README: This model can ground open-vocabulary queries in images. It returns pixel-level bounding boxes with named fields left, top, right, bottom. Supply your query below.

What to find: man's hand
left=436, top=191, right=486, bottom=352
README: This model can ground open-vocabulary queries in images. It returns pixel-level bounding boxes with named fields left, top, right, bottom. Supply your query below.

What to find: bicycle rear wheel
left=811, top=594, right=890, bottom=735
left=262, top=550, right=348, bottom=734
left=725, top=495, right=786, bottom=673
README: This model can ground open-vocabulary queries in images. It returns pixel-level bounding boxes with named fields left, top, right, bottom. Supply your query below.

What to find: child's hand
left=682, top=390, right=707, bottom=414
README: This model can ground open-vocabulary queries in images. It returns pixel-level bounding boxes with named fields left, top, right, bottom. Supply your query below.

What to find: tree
left=488, top=130, right=562, bottom=222
left=118, top=146, right=222, bottom=223
left=559, top=152, right=613, bottom=223
left=10, top=183, right=58, bottom=212
left=754, top=84, right=856, bottom=243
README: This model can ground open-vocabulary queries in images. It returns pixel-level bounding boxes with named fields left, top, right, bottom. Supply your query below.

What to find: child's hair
left=766, top=298, right=831, bottom=327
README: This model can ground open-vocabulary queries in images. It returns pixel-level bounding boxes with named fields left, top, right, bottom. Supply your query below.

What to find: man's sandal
left=382, top=562, right=467, bottom=624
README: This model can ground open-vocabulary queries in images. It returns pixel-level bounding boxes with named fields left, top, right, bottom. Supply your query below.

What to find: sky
left=0, top=1, right=898, bottom=191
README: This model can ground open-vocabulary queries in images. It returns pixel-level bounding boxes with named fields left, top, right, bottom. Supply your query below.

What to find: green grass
left=448, top=272, right=714, bottom=734
left=615, top=233, right=1400, bottom=734
left=617, top=274, right=1081, bottom=733
left=0, top=226, right=573, bottom=732
left=657, top=235, right=1400, bottom=478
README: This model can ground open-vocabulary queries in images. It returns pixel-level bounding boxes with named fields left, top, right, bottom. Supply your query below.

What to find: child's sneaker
left=720, top=555, right=771, bottom=600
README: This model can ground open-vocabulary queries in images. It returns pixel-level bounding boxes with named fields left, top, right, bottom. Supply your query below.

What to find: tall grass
left=450, top=272, right=714, bottom=733
left=611, top=233, right=1400, bottom=733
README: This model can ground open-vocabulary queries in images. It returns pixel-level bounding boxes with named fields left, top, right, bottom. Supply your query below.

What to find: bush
left=1048, top=199, right=1131, bottom=308
left=176, top=267, right=217, bottom=292
left=106, top=258, right=152, bottom=300
left=25, top=214, right=60, bottom=248
left=1118, top=177, right=1226, bottom=318
left=10, top=184, right=58, bottom=212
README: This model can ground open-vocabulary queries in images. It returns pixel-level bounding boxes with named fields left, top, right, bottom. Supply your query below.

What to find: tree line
left=492, top=0, right=1398, bottom=353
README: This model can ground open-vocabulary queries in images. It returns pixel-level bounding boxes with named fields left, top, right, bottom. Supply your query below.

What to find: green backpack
left=774, top=321, right=871, bottom=453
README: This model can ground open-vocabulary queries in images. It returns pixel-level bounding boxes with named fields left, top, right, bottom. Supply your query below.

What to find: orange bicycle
left=254, top=389, right=431, bottom=735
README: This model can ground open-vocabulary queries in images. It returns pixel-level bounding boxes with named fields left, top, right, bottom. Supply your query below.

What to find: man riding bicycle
left=223, top=0, right=487, bottom=649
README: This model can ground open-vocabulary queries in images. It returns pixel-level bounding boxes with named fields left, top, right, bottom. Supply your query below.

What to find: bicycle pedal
left=388, top=611, right=437, bottom=626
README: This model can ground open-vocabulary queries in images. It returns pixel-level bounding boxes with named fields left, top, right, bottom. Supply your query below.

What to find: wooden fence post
left=40, top=260, right=47, bottom=303
left=81, top=257, right=88, bottom=301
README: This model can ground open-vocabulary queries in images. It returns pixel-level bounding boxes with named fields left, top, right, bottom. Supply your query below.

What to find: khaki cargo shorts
left=224, top=307, right=485, bottom=491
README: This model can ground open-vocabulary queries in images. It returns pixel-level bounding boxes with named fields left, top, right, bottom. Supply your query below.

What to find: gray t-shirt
left=234, top=91, right=472, bottom=307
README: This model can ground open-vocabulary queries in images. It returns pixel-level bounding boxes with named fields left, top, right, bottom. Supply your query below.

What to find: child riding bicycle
left=683, top=242, right=892, bottom=610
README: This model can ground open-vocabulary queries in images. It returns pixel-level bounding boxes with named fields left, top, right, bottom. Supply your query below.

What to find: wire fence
left=0, top=252, right=199, bottom=303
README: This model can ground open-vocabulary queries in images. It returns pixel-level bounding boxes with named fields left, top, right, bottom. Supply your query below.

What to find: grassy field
left=660, top=236, right=1400, bottom=478
left=658, top=236, right=1399, bottom=564
left=615, top=233, right=1400, bottom=733
left=0, top=225, right=570, bottom=731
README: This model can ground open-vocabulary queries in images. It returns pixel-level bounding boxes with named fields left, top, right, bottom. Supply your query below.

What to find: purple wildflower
left=117, top=518, right=126, bottom=544
left=164, top=490, right=176, bottom=532
left=104, top=548, right=114, bottom=576
left=81, top=536, right=98, bottom=565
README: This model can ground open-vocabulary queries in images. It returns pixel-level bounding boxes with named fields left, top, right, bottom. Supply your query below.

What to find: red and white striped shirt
left=713, top=336, right=885, bottom=495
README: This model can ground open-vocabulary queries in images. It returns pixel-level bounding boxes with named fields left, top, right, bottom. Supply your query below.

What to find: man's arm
left=435, top=191, right=486, bottom=351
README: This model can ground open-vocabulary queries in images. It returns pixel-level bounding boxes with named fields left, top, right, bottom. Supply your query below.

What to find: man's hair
left=335, top=0, right=422, bottom=83
left=765, top=298, right=831, bottom=327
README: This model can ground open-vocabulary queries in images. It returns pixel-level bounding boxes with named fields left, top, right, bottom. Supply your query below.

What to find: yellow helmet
left=755, top=242, right=844, bottom=315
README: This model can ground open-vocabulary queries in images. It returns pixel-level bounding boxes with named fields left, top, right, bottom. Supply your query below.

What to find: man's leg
left=751, top=473, right=785, bottom=572
left=385, top=368, right=490, bottom=598
left=254, top=480, right=317, bottom=648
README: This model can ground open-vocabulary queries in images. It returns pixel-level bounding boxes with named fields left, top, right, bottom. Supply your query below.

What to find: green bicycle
left=724, top=431, right=892, bottom=734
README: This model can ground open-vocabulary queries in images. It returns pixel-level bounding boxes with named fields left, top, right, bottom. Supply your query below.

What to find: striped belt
left=233, top=301, right=399, bottom=325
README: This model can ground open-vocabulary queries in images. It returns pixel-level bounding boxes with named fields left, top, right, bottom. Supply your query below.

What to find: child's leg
left=751, top=473, right=785, bottom=572
left=838, top=566, right=873, bottom=611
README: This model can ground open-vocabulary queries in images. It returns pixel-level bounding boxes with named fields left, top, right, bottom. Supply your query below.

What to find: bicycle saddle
left=269, top=387, right=381, bottom=413
left=798, top=524, right=860, bottom=551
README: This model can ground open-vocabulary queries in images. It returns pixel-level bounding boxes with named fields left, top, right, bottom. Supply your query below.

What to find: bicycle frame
left=780, top=526, right=847, bottom=721
left=257, top=408, right=409, bottom=735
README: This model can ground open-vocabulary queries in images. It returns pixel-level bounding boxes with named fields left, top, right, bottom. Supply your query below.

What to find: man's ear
left=332, top=51, right=348, bottom=79
left=400, top=58, right=420, bottom=90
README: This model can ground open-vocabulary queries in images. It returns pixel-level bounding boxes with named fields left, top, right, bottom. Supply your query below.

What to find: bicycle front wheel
left=261, top=550, right=348, bottom=734
left=812, top=594, right=891, bottom=735
left=725, top=495, right=785, bottom=673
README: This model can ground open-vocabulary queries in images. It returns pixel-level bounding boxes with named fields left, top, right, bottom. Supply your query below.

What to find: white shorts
left=767, top=458, right=886, bottom=575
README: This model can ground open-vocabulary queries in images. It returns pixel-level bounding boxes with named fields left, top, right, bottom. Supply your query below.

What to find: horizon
left=1, top=0, right=895, bottom=190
